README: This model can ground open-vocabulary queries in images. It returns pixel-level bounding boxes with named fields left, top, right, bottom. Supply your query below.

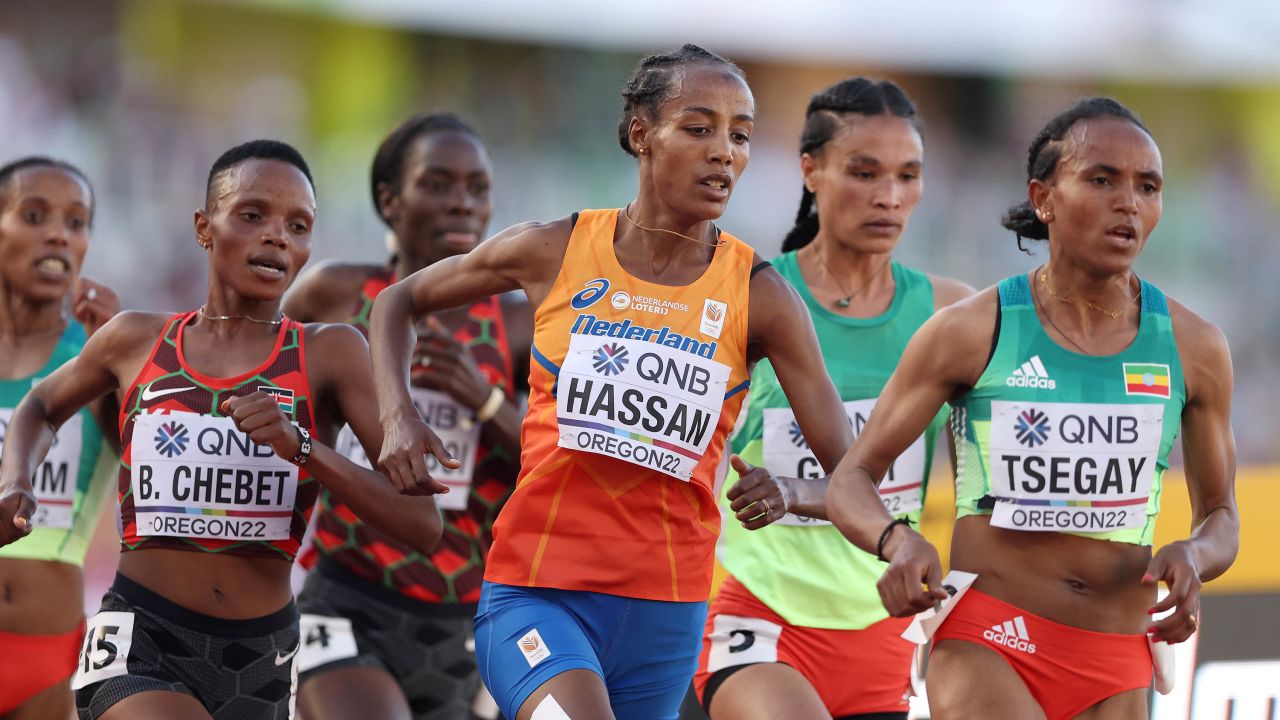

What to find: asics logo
left=1006, top=356, right=1056, bottom=390
left=274, top=644, right=299, bottom=666
left=140, top=383, right=195, bottom=403
left=983, top=616, right=1037, bottom=654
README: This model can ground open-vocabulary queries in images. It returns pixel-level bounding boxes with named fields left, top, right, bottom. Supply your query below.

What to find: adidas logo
left=1005, top=355, right=1056, bottom=390
left=983, top=616, right=1037, bottom=654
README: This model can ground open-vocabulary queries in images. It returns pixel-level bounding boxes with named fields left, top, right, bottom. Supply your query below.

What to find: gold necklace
left=622, top=204, right=725, bottom=248
left=1038, top=267, right=1140, bottom=320
left=198, top=305, right=284, bottom=326
left=812, top=246, right=892, bottom=309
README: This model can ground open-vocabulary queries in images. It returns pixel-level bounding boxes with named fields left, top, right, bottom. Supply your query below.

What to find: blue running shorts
left=475, top=581, right=706, bottom=720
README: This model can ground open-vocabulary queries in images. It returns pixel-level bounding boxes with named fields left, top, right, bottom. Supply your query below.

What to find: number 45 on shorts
left=71, top=612, right=136, bottom=690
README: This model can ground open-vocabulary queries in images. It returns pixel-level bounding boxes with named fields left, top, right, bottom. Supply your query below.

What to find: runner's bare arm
left=930, top=275, right=977, bottom=477
left=725, top=264, right=851, bottom=526
left=0, top=312, right=160, bottom=541
left=370, top=220, right=568, bottom=494
left=828, top=289, right=995, bottom=615
left=283, top=261, right=371, bottom=323
left=1146, top=305, right=1238, bottom=643
left=313, top=324, right=445, bottom=552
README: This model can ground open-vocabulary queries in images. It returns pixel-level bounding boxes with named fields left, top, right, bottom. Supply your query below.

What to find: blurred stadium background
left=2, top=0, right=1277, bottom=715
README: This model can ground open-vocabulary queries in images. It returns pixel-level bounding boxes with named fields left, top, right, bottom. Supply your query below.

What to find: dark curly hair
left=617, top=44, right=745, bottom=157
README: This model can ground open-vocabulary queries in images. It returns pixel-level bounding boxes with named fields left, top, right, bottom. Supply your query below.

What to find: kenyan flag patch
left=259, top=385, right=296, bottom=416
left=1123, top=363, right=1170, bottom=398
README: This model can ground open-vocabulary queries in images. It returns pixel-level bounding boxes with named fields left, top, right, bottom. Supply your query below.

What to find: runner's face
left=199, top=159, right=315, bottom=301
left=384, top=131, right=493, bottom=263
left=1039, top=118, right=1162, bottom=275
left=0, top=167, right=91, bottom=305
left=643, top=65, right=753, bottom=221
left=805, top=114, right=922, bottom=254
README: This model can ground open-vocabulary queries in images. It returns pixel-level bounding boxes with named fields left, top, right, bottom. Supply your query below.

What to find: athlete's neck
left=391, top=246, right=442, bottom=283
left=197, top=287, right=284, bottom=337
left=1041, top=258, right=1139, bottom=325
left=799, top=233, right=896, bottom=316
left=616, top=198, right=718, bottom=280
left=0, top=281, right=66, bottom=340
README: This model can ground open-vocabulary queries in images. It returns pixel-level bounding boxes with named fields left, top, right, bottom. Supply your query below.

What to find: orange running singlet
left=485, top=209, right=754, bottom=602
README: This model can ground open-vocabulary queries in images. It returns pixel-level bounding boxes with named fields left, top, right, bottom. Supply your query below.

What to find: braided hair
left=1001, top=97, right=1151, bottom=253
left=781, top=79, right=920, bottom=252
left=617, top=44, right=745, bottom=157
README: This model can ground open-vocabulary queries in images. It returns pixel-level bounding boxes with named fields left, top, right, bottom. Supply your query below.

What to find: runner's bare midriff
left=0, top=557, right=84, bottom=634
left=118, top=548, right=292, bottom=619
left=951, top=515, right=1155, bottom=634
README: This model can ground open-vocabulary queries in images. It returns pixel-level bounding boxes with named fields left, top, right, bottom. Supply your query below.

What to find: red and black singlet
left=117, top=312, right=318, bottom=561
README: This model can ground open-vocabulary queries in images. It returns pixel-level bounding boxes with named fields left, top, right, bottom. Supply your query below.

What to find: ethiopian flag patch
left=1123, top=363, right=1171, bottom=398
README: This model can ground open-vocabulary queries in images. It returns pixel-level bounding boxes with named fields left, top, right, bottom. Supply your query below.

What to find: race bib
left=0, top=409, right=83, bottom=529
left=297, top=614, right=359, bottom=673
left=71, top=611, right=135, bottom=690
left=763, top=398, right=925, bottom=527
left=556, top=332, right=730, bottom=480
left=130, top=411, right=299, bottom=541
left=988, top=401, right=1162, bottom=532
left=336, top=387, right=479, bottom=511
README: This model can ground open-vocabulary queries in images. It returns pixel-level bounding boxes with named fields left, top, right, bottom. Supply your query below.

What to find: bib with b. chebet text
left=117, top=312, right=318, bottom=561
left=952, top=273, right=1186, bottom=546
left=485, top=209, right=753, bottom=602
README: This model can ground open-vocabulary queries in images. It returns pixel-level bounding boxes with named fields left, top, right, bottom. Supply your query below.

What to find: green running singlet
left=0, top=323, right=113, bottom=566
left=719, top=254, right=946, bottom=630
left=951, top=273, right=1186, bottom=546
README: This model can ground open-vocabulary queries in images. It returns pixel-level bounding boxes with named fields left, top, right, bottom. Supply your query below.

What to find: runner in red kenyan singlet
left=286, top=113, right=529, bottom=720
left=0, top=141, right=445, bottom=720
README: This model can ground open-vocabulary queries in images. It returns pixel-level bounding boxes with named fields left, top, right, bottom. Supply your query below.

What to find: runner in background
left=0, top=140, right=446, bottom=720
left=0, top=157, right=119, bottom=720
left=369, top=45, right=858, bottom=720
left=695, top=78, right=973, bottom=720
left=826, top=97, right=1239, bottom=719
left=286, top=113, right=529, bottom=720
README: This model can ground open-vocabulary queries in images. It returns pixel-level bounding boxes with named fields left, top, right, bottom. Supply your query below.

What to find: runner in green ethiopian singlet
left=0, top=157, right=120, bottom=720
left=827, top=98, right=1239, bottom=719
left=693, top=79, right=972, bottom=720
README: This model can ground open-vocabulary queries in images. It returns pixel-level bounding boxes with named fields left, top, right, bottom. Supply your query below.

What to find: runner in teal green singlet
left=695, top=78, right=972, bottom=720
left=827, top=98, right=1239, bottom=719
left=0, top=157, right=120, bottom=720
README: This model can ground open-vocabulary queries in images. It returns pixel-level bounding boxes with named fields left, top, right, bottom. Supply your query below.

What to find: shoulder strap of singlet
left=118, top=313, right=190, bottom=429
left=1139, top=278, right=1169, bottom=316
left=569, top=211, right=579, bottom=229
left=750, top=261, right=770, bottom=278
left=997, top=273, right=1032, bottom=309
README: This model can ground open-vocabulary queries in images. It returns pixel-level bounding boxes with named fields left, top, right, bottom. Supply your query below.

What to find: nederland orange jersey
left=484, top=209, right=754, bottom=602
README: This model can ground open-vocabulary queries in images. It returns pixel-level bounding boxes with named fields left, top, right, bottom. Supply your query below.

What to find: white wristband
left=475, top=386, right=505, bottom=424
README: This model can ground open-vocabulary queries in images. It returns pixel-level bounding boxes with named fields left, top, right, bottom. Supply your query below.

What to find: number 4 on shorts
left=71, top=612, right=135, bottom=690
left=297, top=614, right=359, bottom=674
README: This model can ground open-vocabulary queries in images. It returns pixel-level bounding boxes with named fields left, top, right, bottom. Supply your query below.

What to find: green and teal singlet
left=719, top=254, right=947, bottom=630
left=0, top=323, right=113, bottom=566
left=951, top=273, right=1186, bottom=546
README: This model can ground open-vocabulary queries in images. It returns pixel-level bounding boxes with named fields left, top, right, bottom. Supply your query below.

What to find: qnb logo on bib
left=556, top=328, right=730, bottom=481
left=989, top=400, right=1163, bottom=533
left=336, top=387, right=479, bottom=511
left=764, top=398, right=926, bottom=526
left=1, top=408, right=83, bottom=529
left=131, top=411, right=299, bottom=541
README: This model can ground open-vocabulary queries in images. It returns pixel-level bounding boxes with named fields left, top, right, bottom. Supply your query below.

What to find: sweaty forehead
left=664, top=64, right=754, bottom=118
left=4, top=166, right=91, bottom=207
left=1060, top=118, right=1161, bottom=173
left=210, top=160, right=315, bottom=210
left=408, top=131, right=491, bottom=175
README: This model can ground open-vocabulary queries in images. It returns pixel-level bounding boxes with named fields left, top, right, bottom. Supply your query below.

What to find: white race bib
left=337, top=387, right=479, bottom=511
left=0, top=408, right=83, bottom=529
left=763, top=398, right=925, bottom=526
left=556, top=332, right=730, bottom=480
left=988, top=401, right=1162, bottom=532
left=130, top=411, right=298, bottom=541
left=297, top=614, right=359, bottom=673
left=71, top=611, right=135, bottom=690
